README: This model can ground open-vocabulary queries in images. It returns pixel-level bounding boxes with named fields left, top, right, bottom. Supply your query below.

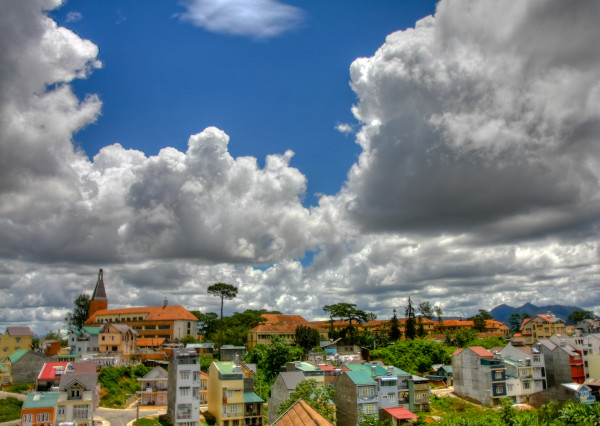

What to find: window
left=22, top=413, right=33, bottom=425
left=193, top=371, right=198, bottom=381
left=495, top=385, right=505, bottom=394
left=58, top=406, right=65, bottom=416
left=74, top=405, right=89, bottom=419
left=180, top=370, right=190, bottom=380
left=523, top=381, right=531, bottom=389
left=70, top=388, right=81, bottom=399
left=388, top=393, right=395, bottom=402
left=364, top=404, right=376, bottom=414
left=230, top=404, right=238, bottom=414
left=192, top=388, right=199, bottom=399
left=36, top=412, right=50, bottom=422
left=180, top=387, right=190, bottom=397
left=16, top=338, right=21, bottom=344
left=494, top=371, right=503, bottom=380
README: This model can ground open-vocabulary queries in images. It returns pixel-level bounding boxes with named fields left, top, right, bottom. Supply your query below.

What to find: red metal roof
left=382, top=407, right=418, bottom=420
left=38, top=362, right=68, bottom=380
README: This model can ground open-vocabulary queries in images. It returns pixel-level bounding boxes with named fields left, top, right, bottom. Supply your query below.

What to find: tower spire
left=88, top=268, right=108, bottom=319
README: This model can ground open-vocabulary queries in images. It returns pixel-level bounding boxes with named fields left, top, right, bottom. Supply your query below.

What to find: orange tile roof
left=262, top=314, right=309, bottom=326
left=251, top=324, right=301, bottom=333
left=86, top=305, right=197, bottom=323
left=468, top=346, right=494, bottom=358
left=272, top=399, right=333, bottom=426
left=443, top=320, right=474, bottom=327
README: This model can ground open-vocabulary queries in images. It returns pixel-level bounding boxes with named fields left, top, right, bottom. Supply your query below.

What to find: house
left=247, top=314, right=326, bottom=351
left=272, top=399, right=334, bottom=426
left=68, top=327, right=101, bottom=355
left=137, top=366, right=168, bottom=406
left=9, top=350, right=49, bottom=384
left=321, top=338, right=361, bottom=361
left=0, top=358, right=11, bottom=385
left=167, top=349, right=201, bottom=425
left=186, top=342, right=215, bottom=357
left=427, top=365, right=453, bottom=386
left=503, top=358, right=536, bottom=403
left=21, top=392, right=58, bottom=426
left=84, top=270, right=197, bottom=342
left=562, top=383, right=596, bottom=404
left=520, top=313, right=566, bottom=345
left=485, top=320, right=510, bottom=335
left=575, top=319, right=600, bottom=335
left=453, top=346, right=507, bottom=406
left=36, top=361, right=96, bottom=391
left=199, top=371, right=208, bottom=406
left=1, top=327, right=34, bottom=355
left=55, top=365, right=99, bottom=426
left=537, top=339, right=585, bottom=387
left=334, top=370, right=379, bottom=426
left=39, top=340, right=62, bottom=357
left=379, top=406, right=418, bottom=425
left=500, top=341, right=547, bottom=392
left=220, top=345, right=246, bottom=362
left=98, top=323, right=137, bottom=355
left=207, top=360, right=264, bottom=426
left=547, top=333, right=600, bottom=378
left=267, top=371, right=306, bottom=425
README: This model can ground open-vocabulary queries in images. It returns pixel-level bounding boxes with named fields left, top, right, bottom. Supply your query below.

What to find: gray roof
left=279, top=371, right=306, bottom=390
left=91, top=269, right=107, bottom=301
left=6, top=327, right=34, bottom=337
left=103, top=323, right=138, bottom=336
left=59, top=372, right=98, bottom=391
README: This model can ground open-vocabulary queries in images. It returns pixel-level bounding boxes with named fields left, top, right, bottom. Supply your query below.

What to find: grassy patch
left=4, top=383, right=32, bottom=394
left=0, top=397, right=24, bottom=422
left=98, top=365, right=151, bottom=408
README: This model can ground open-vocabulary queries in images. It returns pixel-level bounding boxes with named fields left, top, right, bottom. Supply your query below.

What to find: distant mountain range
left=490, top=303, right=585, bottom=325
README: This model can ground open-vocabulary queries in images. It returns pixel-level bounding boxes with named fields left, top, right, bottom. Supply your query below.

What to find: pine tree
left=389, top=309, right=401, bottom=342
left=404, top=297, right=416, bottom=340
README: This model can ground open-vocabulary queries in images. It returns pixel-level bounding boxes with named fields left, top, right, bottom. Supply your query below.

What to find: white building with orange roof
left=247, top=314, right=327, bottom=350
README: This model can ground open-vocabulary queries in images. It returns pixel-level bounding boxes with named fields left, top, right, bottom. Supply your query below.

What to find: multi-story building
left=453, top=346, right=507, bottom=406
left=21, top=392, right=58, bottom=426
left=335, top=370, right=379, bottom=426
left=207, top=360, right=264, bottom=426
left=55, top=365, right=99, bottom=426
left=503, top=358, right=536, bottom=403
left=199, top=371, right=208, bottom=406
left=9, top=350, right=49, bottom=384
left=167, top=349, right=201, bottom=426
left=137, top=366, right=169, bottom=406
left=500, top=341, right=547, bottom=392
left=84, top=270, right=197, bottom=342
left=537, top=339, right=585, bottom=386
left=520, top=313, right=566, bottom=345
left=1, top=327, right=34, bottom=356
left=247, top=314, right=327, bottom=351
left=68, top=327, right=101, bottom=355
left=36, top=361, right=97, bottom=391
left=98, top=323, right=137, bottom=355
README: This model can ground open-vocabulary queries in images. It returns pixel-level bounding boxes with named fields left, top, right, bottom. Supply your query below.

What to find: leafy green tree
left=435, top=305, right=444, bottom=329
left=276, top=379, right=336, bottom=423
left=371, top=339, right=451, bottom=375
left=192, top=311, right=219, bottom=338
left=263, top=336, right=303, bottom=379
left=453, top=328, right=478, bottom=347
left=499, top=397, right=516, bottom=426
left=389, top=309, right=401, bottom=342
left=508, top=313, right=524, bottom=333
left=323, top=303, right=369, bottom=345
left=419, top=301, right=434, bottom=320
left=295, top=324, right=321, bottom=354
left=207, top=283, right=238, bottom=349
left=471, top=310, right=492, bottom=332
left=358, top=413, right=392, bottom=426
left=404, top=297, right=416, bottom=340
left=65, top=294, right=91, bottom=331
left=180, top=335, right=198, bottom=345
left=568, top=310, right=595, bottom=324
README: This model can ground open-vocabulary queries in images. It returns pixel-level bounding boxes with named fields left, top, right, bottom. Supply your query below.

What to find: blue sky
left=2, top=0, right=600, bottom=335
left=50, top=0, right=437, bottom=205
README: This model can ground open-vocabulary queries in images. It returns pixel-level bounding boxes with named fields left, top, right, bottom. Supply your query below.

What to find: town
left=1, top=269, right=599, bottom=426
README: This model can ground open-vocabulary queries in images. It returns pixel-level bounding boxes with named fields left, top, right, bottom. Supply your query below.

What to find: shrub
left=202, top=411, right=216, bottom=425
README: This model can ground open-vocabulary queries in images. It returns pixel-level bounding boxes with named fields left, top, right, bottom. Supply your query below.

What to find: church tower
left=89, top=268, right=108, bottom=318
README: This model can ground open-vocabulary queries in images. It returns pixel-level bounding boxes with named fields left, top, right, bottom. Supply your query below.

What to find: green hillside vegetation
left=98, top=364, right=151, bottom=407
left=0, top=397, right=23, bottom=422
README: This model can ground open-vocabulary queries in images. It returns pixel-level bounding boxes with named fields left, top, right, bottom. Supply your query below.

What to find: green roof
left=294, top=362, right=319, bottom=372
left=244, top=392, right=264, bottom=403
left=346, top=370, right=376, bottom=385
left=9, top=349, right=29, bottom=363
left=23, top=392, right=59, bottom=409
left=347, top=363, right=410, bottom=377
left=83, top=326, right=100, bottom=335
left=213, top=361, right=242, bottom=375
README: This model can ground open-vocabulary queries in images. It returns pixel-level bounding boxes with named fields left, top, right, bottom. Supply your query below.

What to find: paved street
left=96, top=406, right=166, bottom=426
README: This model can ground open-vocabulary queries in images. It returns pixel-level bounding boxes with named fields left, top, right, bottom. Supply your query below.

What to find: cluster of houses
left=3, top=270, right=600, bottom=425
left=453, top=312, right=600, bottom=408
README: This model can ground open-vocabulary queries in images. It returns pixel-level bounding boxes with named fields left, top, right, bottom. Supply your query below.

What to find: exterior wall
left=56, top=390, right=95, bottom=425
left=267, top=375, right=294, bottom=425
left=207, top=362, right=245, bottom=426
left=69, top=332, right=100, bottom=355
left=172, top=320, right=196, bottom=340
left=92, top=314, right=197, bottom=341
left=334, top=374, right=378, bottom=426
left=0, top=360, right=11, bottom=385
left=99, top=326, right=136, bottom=355
left=12, top=352, right=48, bottom=384
left=587, top=354, right=600, bottom=378
left=167, top=349, right=201, bottom=425
left=1, top=334, right=33, bottom=355
left=21, top=407, right=56, bottom=426
left=138, top=368, right=168, bottom=406
left=411, top=380, right=430, bottom=412
left=454, top=350, right=506, bottom=406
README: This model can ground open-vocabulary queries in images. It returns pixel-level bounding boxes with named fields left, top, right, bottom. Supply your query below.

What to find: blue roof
left=23, top=392, right=59, bottom=409
left=345, top=370, right=376, bottom=385
left=244, top=392, right=264, bottom=403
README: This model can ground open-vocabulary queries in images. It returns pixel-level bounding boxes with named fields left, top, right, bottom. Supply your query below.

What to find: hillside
left=491, top=303, right=585, bottom=325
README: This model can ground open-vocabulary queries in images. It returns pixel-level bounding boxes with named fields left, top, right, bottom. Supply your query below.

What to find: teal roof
left=9, top=349, right=29, bottom=363
left=295, top=362, right=319, bottom=372
left=213, top=361, right=242, bottom=375
left=23, top=392, right=59, bottom=409
left=83, top=326, right=100, bottom=335
left=244, top=392, right=264, bottom=403
left=347, top=363, right=410, bottom=377
left=346, top=370, right=376, bottom=385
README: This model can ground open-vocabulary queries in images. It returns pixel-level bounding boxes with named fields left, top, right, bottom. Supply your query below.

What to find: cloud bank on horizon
left=1, top=0, right=600, bottom=334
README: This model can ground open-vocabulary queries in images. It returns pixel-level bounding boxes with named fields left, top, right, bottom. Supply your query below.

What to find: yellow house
left=99, top=323, right=137, bottom=355
left=1, top=327, right=34, bottom=356
left=520, top=313, right=566, bottom=345
left=207, top=361, right=264, bottom=426
left=0, top=358, right=11, bottom=385
left=247, top=314, right=327, bottom=351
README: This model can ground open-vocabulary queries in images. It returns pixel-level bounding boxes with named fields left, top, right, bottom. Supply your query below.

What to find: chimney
left=164, top=297, right=168, bottom=308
